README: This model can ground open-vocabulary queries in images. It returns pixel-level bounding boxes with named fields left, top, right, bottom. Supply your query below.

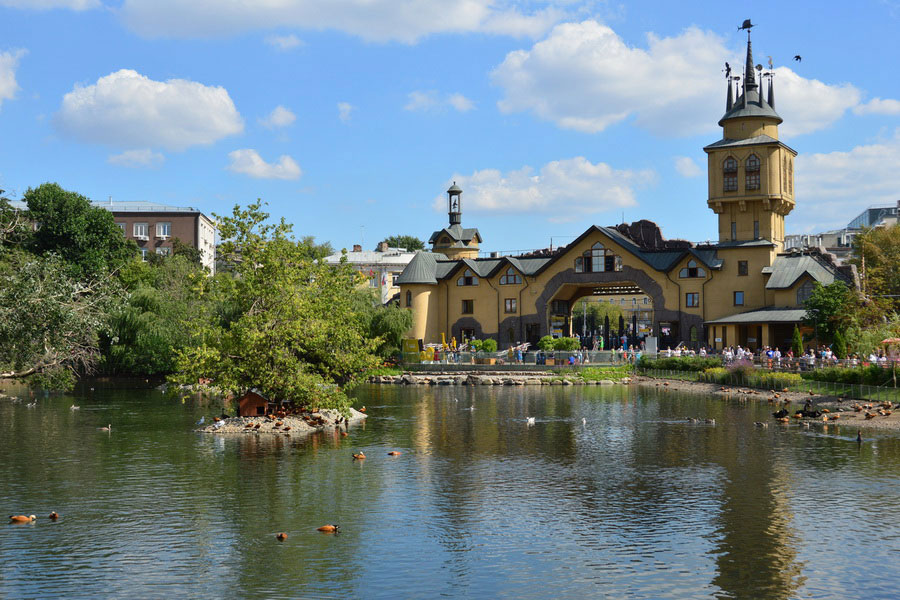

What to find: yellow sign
left=402, top=339, right=420, bottom=354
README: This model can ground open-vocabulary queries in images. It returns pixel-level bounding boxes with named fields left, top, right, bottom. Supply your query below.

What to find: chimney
left=378, top=241, right=389, bottom=252
left=352, top=244, right=362, bottom=252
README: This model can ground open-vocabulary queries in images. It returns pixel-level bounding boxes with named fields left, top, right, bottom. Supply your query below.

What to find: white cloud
left=107, top=149, right=165, bottom=168
left=793, top=128, right=900, bottom=231
left=853, top=97, right=900, bottom=116
left=0, top=49, right=25, bottom=109
left=117, top=0, right=561, bottom=43
left=493, top=21, right=864, bottom=138
left=259, top=105, right=296, bottom=129
left=773, top=68, right=860, bottom=137
left=265, top=33, right=304, bottom=51
left=0, top=0, right=99, bottom=9
left=55, top=69, right=243, bottom=151
left=448, top=93, right=475, bottom=112
left=405, top=90, right=475, bottom=113
left=337, top=102, right=354, bottom=123
left=674, top=156, right=701, bottom=178
left=227, top=149, right=301, bottom=180
left=432, top=156, right=654, bottom=221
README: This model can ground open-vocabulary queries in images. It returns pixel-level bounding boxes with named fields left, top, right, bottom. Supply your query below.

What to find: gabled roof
left=763, top=252, right=847, bottom=289
left=428, top=224, right=482, bottom=245
left=706, top=307, right=806, bottom=325
left=396, top=252, right=440, bottom=284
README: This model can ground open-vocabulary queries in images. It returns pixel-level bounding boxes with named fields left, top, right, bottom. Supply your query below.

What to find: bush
left=537, top=335, right=555, bottom=351
left=469, top=339, right=484, bottom=352
left=481, top=338, right=498, bottom=353
left=638, top=356, right=722, bottom=372
left=803, top=364, right=894, bottom=386
left=832, top=329, right=847, bottom=359
left=581, top=366, right=632, bottom=381
left=553, top=337, right=580, bottom=351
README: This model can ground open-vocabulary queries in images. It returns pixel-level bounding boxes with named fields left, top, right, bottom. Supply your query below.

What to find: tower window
left=753, top=220, right=760, bottom=239
left=504, top=298, right=517, bottom=313
left=731, top=221, right=737, bottom=241
left=738, top=260, right=748, bottom=276
left=723, top=157, right=738, bottom=192
left=406, top=290, right=412, bottom=307
left=457, top=269, right=478, bottom=286
left=686, top=293, right=700, bottom=308
left=745, top=154, right=760, bottom=191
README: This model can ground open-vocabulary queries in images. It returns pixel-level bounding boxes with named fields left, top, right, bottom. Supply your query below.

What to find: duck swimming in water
left=9, top=515, right=36, bottom=524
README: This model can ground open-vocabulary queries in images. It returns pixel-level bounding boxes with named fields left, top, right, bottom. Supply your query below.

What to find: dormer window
left=499, top=268, right=522, bottom=285
left=679, top=260, right=706, bottom=278
left=796, top=280, right=815, bottom=305
left=576, top=242, right=623, bottom=273
left=457, top=269, right=478, bottom=286
left=745, top=154, right=760, bottom=191
left=723, top=157, right=738, bottom=192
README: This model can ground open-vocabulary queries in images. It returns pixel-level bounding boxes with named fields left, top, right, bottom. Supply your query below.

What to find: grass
left=580, top=366, right=633, bottom=382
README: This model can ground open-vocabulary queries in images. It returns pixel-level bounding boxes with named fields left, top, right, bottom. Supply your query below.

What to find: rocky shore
left=195, top=407, right=367, bottom=435
left=368, top=372, right=630, bottom=386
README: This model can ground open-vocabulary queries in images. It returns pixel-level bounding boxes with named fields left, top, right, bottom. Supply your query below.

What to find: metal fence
left=402, top=350, right=635, bottom=367
left=641, top=369, right=900, bottom=403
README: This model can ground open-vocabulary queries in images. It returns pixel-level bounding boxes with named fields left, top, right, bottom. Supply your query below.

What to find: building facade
left=398, top=30, right=856, bottom=352
left=323, top=242, right=418, bottom=304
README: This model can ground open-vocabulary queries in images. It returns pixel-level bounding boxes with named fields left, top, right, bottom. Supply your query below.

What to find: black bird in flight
left=738, top=19, right=754, bottom=31
left=793, top=55, right=802, bottom=62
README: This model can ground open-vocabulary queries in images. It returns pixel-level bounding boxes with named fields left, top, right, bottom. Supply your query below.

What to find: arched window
left=499, top=267, right=522, bottom=285
left=679, top=260, right=706, bottom=278
left=405, top=290, right=412, bottom=307
left=456, top=269, right=478, bottom=286
left=797, top=280, right=815, bottom=305
left=745, top=154, right=760, bottom=190
left=723, top=157, right=738, bottom=192
left=576, top=242, right=623, bottom=273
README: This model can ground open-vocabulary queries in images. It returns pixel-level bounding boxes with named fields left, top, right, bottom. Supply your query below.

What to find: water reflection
left=1, top=381, right=899, bottom=599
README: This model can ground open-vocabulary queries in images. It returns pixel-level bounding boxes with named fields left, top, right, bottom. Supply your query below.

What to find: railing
left=402, top=350, right=638, bottom=367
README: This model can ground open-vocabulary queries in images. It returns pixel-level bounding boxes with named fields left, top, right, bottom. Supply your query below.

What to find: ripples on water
left=1, top=382, right=899, bottom=599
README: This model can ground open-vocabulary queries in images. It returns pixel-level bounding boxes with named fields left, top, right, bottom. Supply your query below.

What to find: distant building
left=323, top=242, right=418, bottom=304
left=11, top=198, right=217, bottom=273
left=785, top=201, right=900, bottom=264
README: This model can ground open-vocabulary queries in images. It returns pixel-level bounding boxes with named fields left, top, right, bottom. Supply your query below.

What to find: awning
left=705, top=308, right=806, bottom=325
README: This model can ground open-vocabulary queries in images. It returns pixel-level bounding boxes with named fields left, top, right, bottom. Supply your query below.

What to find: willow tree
left=171, top=202, right=380, bottom=411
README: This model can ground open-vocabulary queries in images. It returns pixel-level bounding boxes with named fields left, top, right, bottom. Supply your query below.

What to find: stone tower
left=704, top=27, right=796, bottom=250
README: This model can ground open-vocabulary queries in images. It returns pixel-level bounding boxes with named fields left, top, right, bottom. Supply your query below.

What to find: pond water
left=1, top=381, right=899, bottom=599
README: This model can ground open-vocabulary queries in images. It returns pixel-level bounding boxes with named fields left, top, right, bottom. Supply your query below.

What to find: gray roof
left=764, top=253, right=845, bottom=289
left=9, top=199, right=202, bottom=214
left=706, top=307, right=806, bottom=325
left=718, top=87, right=782, bottom=125
left=323, top=248, right=417, bottom=267
left=396, top=252, right=440, bottom=284
left=703, top=135, right=795, bottom=155
left=711, top=239, right=776, bottom=249
left=428, top=224, right=482, bottom=245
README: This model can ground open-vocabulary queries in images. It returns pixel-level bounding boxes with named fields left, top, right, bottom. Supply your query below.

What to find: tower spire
left=767, top=74, right=775, bottom=109
left=744, top=30, right=757, bottom=90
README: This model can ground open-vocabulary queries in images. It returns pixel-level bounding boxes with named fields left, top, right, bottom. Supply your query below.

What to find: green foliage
left=802, top=365, right=894, bottom=386
left=553, top=337, right=580, bottom=351
left=171, top=237, right=203, bottom=267
left=580, top=366, right=632, bottom=381
left=572, top=300, right=624, bottom=336
left=101, top=255, right=211, bottom=375
left=0, top=251, right=122, bottom=389
left=377, top=235, right=425, bottom=252
left=25, top=183, right=136, bottom=277
left=792, top=325, right=804, bottom=357
left=364, top=365, right=403, bottom=378
left=351, top=289, right=414, bottom=357
left=638, top=356, right=722, bottom=371
left=832, top=329, right=847, bottom=359
left=169, top=201, right=379, bottom=412
left=802, top=282, right=853, bottom=342
left=297, top=235, right=333, bottom=260
left=0, top=192, right=30, bottom=249
left=481, top=338, right=498, bottom=353
left=537, top=335, right=555, bottom=351
left=469, top=339, right=484, bottom=352
left=852, top=224, right=900, bottom=312
left=844, top=313, right=900, bottom=357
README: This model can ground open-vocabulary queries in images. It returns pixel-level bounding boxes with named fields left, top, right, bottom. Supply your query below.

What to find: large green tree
left=351, top=289, right=413, bottom=357
left=25, top=182, right=136, bottom=277
left=802, top=282, right=852, bottom=342
left=0, top=191, right=30, bottom=249
left=377, top=235, right=425, bottom=251
left=852, top=224, right=900, bottom=312
left=170, top=201, right=380, bottom=411
left=0, top=251, right=122, bottom=389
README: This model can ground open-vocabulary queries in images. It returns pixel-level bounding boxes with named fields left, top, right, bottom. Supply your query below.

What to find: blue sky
left=1, top=1, right=899, bottom=253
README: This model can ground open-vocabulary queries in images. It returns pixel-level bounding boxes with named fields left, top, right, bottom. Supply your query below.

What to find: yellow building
left=398, top=31, right=856, bottom=352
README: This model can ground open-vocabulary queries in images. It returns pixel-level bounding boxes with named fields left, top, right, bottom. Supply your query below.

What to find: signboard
left=715, top=337, right=722, bottom=343
left=747, top=337, right=757, bottom=343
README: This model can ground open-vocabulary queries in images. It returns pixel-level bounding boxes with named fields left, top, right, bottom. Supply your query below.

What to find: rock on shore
left=196, top=408, right=366, bottom=435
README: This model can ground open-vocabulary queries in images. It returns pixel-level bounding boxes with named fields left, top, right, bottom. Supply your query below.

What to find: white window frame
left=156, top=247, right=171, bottom=256
left=134, top=222, right=149, bottom=240
left=156, top=222, right=171, bottom=239
left=140, top=248, right=148, bottom=261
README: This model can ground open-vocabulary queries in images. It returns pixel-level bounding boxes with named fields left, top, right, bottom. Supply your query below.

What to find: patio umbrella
left=881, top=338, right=900, bottom=344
